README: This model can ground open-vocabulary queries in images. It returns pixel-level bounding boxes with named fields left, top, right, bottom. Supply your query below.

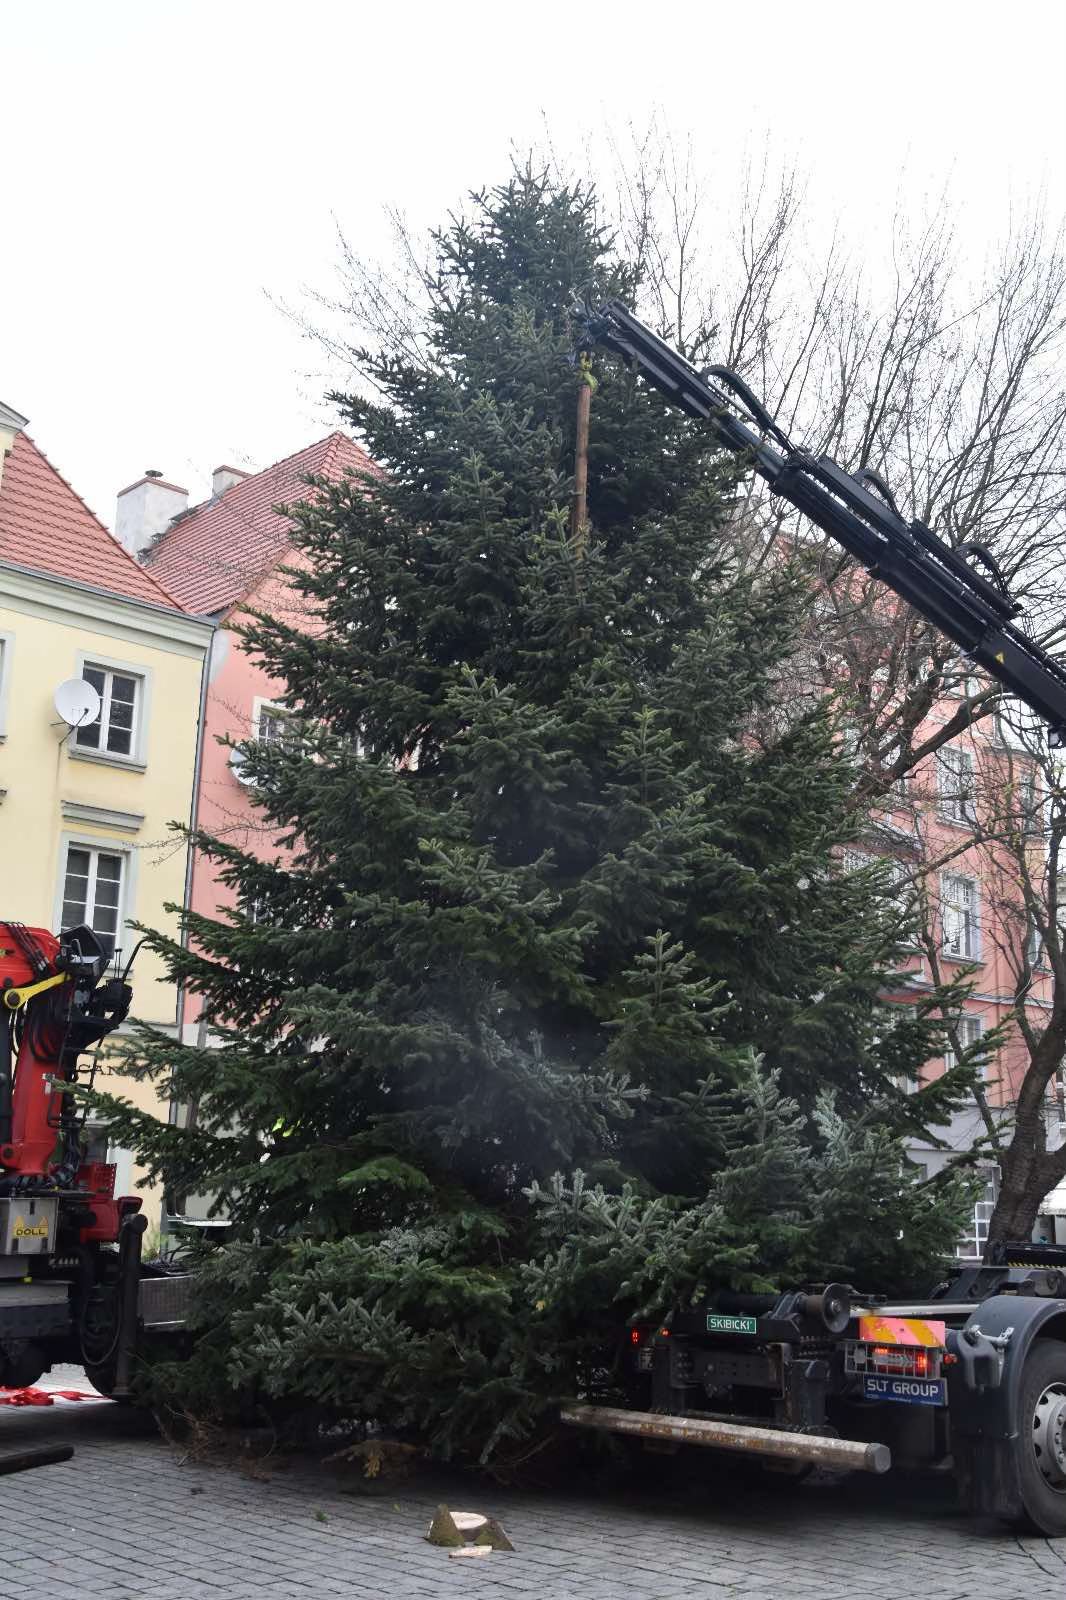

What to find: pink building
left=114, top=437, right=371, bottom=1043
left=856, top=687, right=1062, bottom=1251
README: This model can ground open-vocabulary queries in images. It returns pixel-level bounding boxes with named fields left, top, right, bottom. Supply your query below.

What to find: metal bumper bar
left=560, top=1404, right=891, bottom=1474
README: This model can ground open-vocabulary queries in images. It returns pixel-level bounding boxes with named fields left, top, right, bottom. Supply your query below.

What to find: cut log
left=474, top=1516, right=515, bottom=1552
left=451, top=1511, right=488, bottom=1536
left=425, top=1505, right=464, bottom=1547
left=0, top=1445, right=74, bottom=1476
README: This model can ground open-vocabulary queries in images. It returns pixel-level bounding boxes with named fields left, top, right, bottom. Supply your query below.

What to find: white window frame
left=938, top=746, right=977, bottom=827
left=878, top=738, right=910, bottom=808
left=68, top=650, right=151, bottom=770
left=943, top=1013, right=984, bottom=1073
left=53, top=833, right=138, bottom=957
left=843, top=850, right=915, bottom=930
left=956, top=1179, right=996, bottom=1262
left=887, top=1003, right=920, bottom=1092
left=992, top=697, right=1034, bottom=752
left=1018, top=771, right=1043, bottom=838
left=946, top=662, right=981, bottom=701
left=941, top=872, right=981, bottom=961
left=240, top=893, right=268, bottom=926
left=0, top=630, right=13, bottom=741
left=252, top=695, right=297, bottom=749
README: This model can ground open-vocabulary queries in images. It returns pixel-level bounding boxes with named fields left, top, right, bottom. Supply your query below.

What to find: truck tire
left=1012, top=1338, right=1066, bottom=1536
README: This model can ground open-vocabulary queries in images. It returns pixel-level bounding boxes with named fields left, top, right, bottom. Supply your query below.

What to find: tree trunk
left=986, top=1138, right=1066, bottom=1251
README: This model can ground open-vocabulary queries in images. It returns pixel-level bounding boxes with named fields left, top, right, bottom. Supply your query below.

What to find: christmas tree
left=98, top=169, right=974, bottom=1459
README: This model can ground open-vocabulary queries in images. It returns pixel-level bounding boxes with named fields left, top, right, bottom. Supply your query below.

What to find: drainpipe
left=164, top=630, right=213, bottom=1236
left=175, top=623, right=215, bottom=1042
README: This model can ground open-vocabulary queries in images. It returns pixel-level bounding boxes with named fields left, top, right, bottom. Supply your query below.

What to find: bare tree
left=935, top=722, right=1066, bottom=1246
left=594, top=131, right=1066, bottom=1241
left=597, top=130, right=1066, bottom=748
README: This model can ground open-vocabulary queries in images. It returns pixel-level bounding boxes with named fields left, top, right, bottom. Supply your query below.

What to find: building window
left=956, top=1176, right=996, bottom=1261
left=938, top=746, right=977, bottom=826
left=241, top=894, right=269, bottom=926
left=60, top=843, right=125, bottom=954
left=887, top=1004, right=920, bottom=1091
left=1026, top=921, right=1044, bottom=969
left=878, top=739, right=909, bottom=807
left=843, top=850, right=913, bottom=926
left=943, top=1013, right=983, bottom=1072
left=75, top=664, right=141, bottom=758
left=1019, top=772, right=1042, bottom=837
left=993, top=698, right=1034, bottom=751
left=0, top=631, right=13, bottom=739
left=255, top=702, right=301, bottom=751
left=953, top=668, right=981, bottom=700
left=942, top=873, right=980, bottom=960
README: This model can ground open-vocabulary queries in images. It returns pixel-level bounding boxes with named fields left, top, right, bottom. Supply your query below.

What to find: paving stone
left=2, top=1399, right=1061, bottom=1599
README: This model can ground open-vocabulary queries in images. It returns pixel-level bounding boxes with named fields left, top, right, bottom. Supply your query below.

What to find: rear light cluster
left=873, top=1345, right=932, bottom=1377
left=847, top=1342, right=943, bottom=1379
left=628, top=1325, right=669, bottom=1371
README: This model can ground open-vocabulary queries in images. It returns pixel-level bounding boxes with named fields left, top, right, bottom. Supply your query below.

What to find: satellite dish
left=54, top=677, right=102, bottom=728
left=229, top=747, right=256, bottom=786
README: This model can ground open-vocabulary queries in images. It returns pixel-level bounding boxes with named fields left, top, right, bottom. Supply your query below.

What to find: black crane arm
left=576, top=299, right=1066, bottom=747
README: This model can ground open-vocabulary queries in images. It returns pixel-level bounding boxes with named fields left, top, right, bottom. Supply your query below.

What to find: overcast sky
left=2, top=1, right=1063, bottom=533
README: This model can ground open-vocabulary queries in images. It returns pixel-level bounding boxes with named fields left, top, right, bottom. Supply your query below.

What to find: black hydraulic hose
left=578, top=299, right=1066, bottom=744
left=0, top=1015, right=12, bottom=1147
left=712, top=1291, right=779, bottom=1316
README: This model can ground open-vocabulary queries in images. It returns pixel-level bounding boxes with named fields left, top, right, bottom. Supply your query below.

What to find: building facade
left=120, top=436, right=370, bottom=1031
left=0, top=413, right=212, bottom=1221
left=856, top=687, right=1064, bottom=1251
left=108, top=435, right=368, bottom=1222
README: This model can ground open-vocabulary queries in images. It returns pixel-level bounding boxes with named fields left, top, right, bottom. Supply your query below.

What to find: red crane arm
left=0, top=922, right=130, bottom=1188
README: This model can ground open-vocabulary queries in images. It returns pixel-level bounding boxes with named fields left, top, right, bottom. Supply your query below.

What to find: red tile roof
left=0, top=431, right=185, bottom=611
left=144, top=433, right=372, bottom=615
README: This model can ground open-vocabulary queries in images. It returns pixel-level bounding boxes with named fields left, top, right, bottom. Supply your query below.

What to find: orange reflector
left=859, top=1315, right=945, bottom=1349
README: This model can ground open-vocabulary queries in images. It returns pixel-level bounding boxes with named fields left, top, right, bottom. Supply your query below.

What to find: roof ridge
left=242, top=429, right=363, bottom=486
left=141, top=429, right=372, bottom=616
left=20, top=434, right=187, bottom=611
left=320, top=430, right=370, bottom=477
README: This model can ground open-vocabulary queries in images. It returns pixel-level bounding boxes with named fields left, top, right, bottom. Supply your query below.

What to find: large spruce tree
left=100, top=170, right=974, bottom=1458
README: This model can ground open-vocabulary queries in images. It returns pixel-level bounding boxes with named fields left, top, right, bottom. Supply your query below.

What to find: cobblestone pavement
left=3, top=1386, right=1065, bottom=1600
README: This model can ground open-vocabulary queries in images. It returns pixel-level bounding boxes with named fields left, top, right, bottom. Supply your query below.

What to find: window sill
left=936, top=813, right=977, bottom=832
left=68, top=747, right=146, bottom=774
left=941, top=951, right=982, bottom=966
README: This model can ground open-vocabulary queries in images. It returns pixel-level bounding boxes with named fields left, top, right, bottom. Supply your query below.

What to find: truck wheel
left=1014, top=1339, right=1066, bottom=1536
left=83, top=1361, right=117, bottom=1401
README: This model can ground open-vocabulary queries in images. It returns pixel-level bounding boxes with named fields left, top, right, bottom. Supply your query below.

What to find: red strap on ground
left=0, top=1387, right=96, bottom=1406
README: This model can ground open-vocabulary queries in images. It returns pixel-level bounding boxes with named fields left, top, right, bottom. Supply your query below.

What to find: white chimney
left=212, top=464, right=249, bottom=497
left=115, top=470, right=188, bottom=558
left=0, top=399, right=29, bottom=492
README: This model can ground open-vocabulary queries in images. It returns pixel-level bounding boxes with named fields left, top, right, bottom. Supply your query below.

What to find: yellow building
left=0, top=405, right=212, bottom=1223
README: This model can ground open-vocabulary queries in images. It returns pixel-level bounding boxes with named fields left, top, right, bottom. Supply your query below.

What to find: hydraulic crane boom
left=575, top=300, right=1066, bottom=747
